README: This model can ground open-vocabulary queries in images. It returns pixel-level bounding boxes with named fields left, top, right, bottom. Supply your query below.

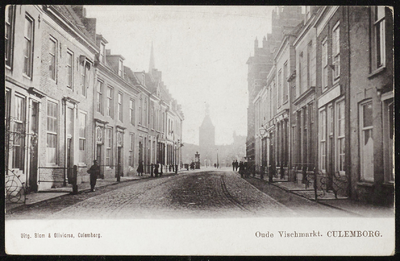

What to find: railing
left=5, top=169, right=26, bottom=204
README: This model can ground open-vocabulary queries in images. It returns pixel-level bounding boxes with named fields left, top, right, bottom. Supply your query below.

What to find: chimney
left=71, top=5, right=85, bottom=18
left=106, top=49, right=111, bottom=55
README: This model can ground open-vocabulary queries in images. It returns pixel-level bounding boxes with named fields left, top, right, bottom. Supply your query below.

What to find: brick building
left=5, top=5, right=184, bottom=195
left=250, top=6, right=394, bottom=205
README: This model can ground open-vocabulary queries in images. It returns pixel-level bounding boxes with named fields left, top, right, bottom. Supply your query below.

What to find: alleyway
left=6, top=169, right=355, bottom=219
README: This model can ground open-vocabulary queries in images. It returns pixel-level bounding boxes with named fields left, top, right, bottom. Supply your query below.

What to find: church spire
left=149, top=41, right=155, bottom=74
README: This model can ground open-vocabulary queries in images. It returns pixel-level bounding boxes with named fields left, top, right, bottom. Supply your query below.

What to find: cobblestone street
left=6, top=169, right=355, bottom=219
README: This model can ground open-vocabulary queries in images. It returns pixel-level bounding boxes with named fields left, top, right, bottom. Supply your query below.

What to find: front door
left=360, top=101, right=374, bottom=182
left=66, top=107, right=74, bottom=185
left=97, top=144, right=102, bottom=178
left=28, top=101, right=39, bottom=192
left=117, top=147, right=122, bottom=179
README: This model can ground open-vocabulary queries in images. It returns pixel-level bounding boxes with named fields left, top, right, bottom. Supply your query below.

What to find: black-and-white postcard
left=5, top=5, right=395, bottom=256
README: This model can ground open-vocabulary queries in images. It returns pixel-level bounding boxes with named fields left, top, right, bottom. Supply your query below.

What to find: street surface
left=6, top=169, right=353, bottom=219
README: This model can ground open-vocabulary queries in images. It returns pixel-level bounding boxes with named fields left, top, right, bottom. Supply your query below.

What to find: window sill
left=23, top=74, right=32, bottom=81
left=368, top=66, right=386, bottom=79
left=5, top=65, right=12, bottom=71
left=382, top=182, right=394, bottom=188
left=357, top=181, right=374, bottom=187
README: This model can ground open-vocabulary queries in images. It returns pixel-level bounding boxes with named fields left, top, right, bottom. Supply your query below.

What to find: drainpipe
left=345, top=6, right=352, bottom=198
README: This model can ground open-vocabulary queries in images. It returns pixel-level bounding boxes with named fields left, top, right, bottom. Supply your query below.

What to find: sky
left=85, top=6, right=274, bottom=145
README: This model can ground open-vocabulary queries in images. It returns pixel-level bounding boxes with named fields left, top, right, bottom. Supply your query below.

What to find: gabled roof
left=124, top=66, right=140, bottom=86
left=200, top=114, right=214, bottom=129
left=51, top=5, right=96, bottom=43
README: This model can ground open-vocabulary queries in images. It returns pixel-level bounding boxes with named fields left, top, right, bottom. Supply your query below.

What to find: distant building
left=198, top=104, right=215, bottom=166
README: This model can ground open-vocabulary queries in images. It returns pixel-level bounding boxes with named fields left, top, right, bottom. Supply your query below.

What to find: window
left=144, top=97, right=147, bottom=127
left=336, top=100, right=345, bottom=173
left=130, top=99, right=135, bottom=125
left=118, top=92, right=123, bottom=121
left=129, top=133, right=135, bottom=167
left=23, top=15, right=34, bottom=77
left=307, top=41, right=312, bottom=87
left=372, top=6, right=386, bottom=69
left=79, top=112, right=87, bottom=163
left=67, top=51, right=73, bottom=88
left=105, top=127, right=113, bottom=166
left=5, top=5, right=15, bottom=68
left=332, top=22, right=340, bottom=81
left=139, top=95, right=143, bottom=125
left=49, top=37, right=57, bottom=80
left=118, top=59, right=123, bottom=77
left=47, top=100, right=58, bottom=164
left=81, top=62, right=90, bottom=97
left=106, top=86, right=113, bottom=117
left=96, top=80, right=103, bottom=114
left=360, top=101, right=373, bottom=181
left=319, top=109, right=327, bottom=171
left=277, top=69, right=282, bottom=107
left=100, top=42, right=105, bottom=63
left=162, top=112, right=165, bottom=132
left=283, top=62, right=288, bottom=103
left=321, top=38, right=328, bottom=90
left=382, top=98, right=393, bottom=182
left=12, top=95, right=26, bottom=170
left=150, top=105, right=154, bottom=129
left=298, top=52, right=303, bottom=95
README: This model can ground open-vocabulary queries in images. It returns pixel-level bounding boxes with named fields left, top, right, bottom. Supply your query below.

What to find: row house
left=347, top=6, right=394, bottom=204
left=291, top=7, right=319, bottom=184
left=252, top=6, right=393, bottom=205
left=247, top=6, right=305, bottom=169
left=5, top=5, right=45, bottom=192
left=93, top=33, right=141, bottom=180
left=134, top=68, right=184, bottom=174
left=5, top=5, right=98, bottom=191
left=5, top=5, right=184, bottom=194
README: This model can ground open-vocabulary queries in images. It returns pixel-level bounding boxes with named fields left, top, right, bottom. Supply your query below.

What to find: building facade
left=5, top=5, right=184, bottom=195
left=250, top=6, right=394, bottom=205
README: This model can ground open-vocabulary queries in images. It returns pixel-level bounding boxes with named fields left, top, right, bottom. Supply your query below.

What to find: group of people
left=232, top=160, right=250, bottom=178
left=87, top=160, right=165, bottom=193
left=137, top=161, right=162, bottom=177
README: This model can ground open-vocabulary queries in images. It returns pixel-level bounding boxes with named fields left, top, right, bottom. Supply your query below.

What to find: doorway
left=28, top=101, right=39, bottom=192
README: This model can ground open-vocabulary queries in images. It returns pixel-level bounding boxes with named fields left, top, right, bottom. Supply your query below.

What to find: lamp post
left=217, top=148, right=219, bottom=169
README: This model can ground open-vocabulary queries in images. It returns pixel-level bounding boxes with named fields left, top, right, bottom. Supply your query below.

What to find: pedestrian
left=137, top=161, right=144, bottom=176
left=239, top=161, right=244, bottom=178
left=154, top=162, right=159, bottom=177
left=232, top=161, right=235, bottom=171
left=87, top=160, right=100, bottom=192
left=244, top=161, right=248, bottom=178
left=235, top=160, right=239, bottom=171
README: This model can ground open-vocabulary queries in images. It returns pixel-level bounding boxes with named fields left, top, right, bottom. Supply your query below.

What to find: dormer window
left=100, top=42, right=105, bottom=63
left=118, top=59, right=123, bottom=77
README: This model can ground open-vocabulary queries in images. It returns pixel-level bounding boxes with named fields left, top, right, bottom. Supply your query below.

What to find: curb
left=6, top=173, right=177, bottom=212
left=246, top=175, right=363, bottom=217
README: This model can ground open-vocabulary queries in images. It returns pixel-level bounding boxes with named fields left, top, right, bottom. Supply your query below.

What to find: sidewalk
left=248, top=172, right=394, bottom=217
left=5, top=170, right=182, bottom=212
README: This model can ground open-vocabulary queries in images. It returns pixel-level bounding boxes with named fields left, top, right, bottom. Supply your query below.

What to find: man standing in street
left=87, top=160, right=100, bottom=192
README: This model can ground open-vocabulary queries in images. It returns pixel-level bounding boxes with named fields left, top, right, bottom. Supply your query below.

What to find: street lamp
left=217, top=148, right=219, bottom=169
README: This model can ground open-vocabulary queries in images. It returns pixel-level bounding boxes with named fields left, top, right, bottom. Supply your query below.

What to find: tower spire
left=149, top=41, right=155, bottom=74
